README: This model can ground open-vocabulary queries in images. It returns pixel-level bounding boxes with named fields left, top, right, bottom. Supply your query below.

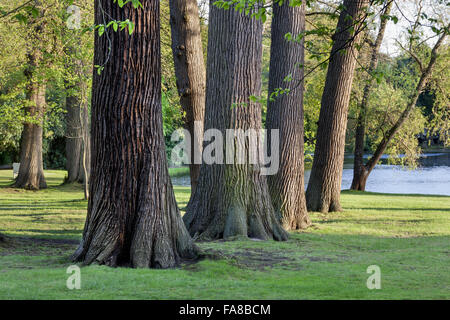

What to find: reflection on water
left=171, top=151, right=450, bottom=196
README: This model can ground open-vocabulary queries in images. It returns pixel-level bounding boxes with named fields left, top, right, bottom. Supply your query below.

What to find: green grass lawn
left=168, top=166, right=190, bottom=177
left=0, top=169, right=449, bottom=299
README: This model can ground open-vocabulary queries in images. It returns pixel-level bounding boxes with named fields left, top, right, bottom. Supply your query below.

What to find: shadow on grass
left=1, top=212, right=81, bottom=217
left=0, top=201, right=86, bottom=211
left=2, top=232, right=449, bottom=271
left=317, top=218, right=430, bottom=224
left=5, top=229, right=83, bottom=236
left=0, top=178, right=66, bottom=189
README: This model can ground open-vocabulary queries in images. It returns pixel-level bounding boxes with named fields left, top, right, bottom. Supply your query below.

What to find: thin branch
left=0, top=0, right=33, bottom=19
left=306, top=11, right=338, bottom=17
left=396, top=39, right=424, bottom=73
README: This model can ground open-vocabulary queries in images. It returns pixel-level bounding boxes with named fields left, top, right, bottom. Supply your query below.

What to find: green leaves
left=213, top=0, right=236, bottom=10
left=107, top=20, right=119, bottom=32
left=95, top=19, right=134, bottom=37
left=289, top=0, right=303, bottom=7
left=125, top=20, right=134, bottom=35
left=284, top=32, right=293, bottom=41
left=28, top=6, right=39, bottom=19
left=269, top=88, right=291, bottom=102
left=212, top=0, right=303, bottom=22
left=114, top=0, right=143, bottom=9
left=12, top=5, right=41, bottom=24
left=283, top=74, right=293, bottom=82
left=14, top=13, right=28, bottom=24
left=369, top=69, right=385, bottom=85
left=94, top=65, right=104, bottom=75
left=97, top=25, right=105, bottom=36
left=213, top=0, right=269, bottom=23
left=380, top=13, right=398, bottom=24
left=249, top=95, right=266, bottom=104
left=251, top=7, right=267, bottom=23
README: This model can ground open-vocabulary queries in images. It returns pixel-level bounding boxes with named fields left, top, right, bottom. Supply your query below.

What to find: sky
left=380, top=0, right=449, bottom=56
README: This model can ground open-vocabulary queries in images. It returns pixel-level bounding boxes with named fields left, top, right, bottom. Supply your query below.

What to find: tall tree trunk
left=72, top=0, right=198, bottom=268
left=63, top=32, right=91, bottom=187
left=15, top=5, right=47, bottom=191
left=66, top=80, right=90, bottom=196
left=266, top=1, right=310, bottom=230
left=169, top=0, right=206, bottom=197
left=182, top=2, right=288, bottom=241
left=306, top=0, right=368, bottom=213
left=65, top=87, right=84, bottom=183
left=15, top=52, right=47, bottom=190
left=351, top=1, right=392, bottom=191
left=356, top=30, right=447, bottom=186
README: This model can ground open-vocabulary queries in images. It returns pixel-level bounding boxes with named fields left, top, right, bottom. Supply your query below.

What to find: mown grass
left=168, top=167, right=190, bottom=177
left=0, top=169, right=449, bottom=299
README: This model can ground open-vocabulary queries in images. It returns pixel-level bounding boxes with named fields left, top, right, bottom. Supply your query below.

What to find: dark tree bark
left=352, top=29, right=447, bottom=189
left=169, top=0, right=206, bottom=197
left=306, top=0, right=369, bottom=213
left=14, top=52, right=47, bottom=190
left=72, top=0, right=198, bottom=268
left=351, top=1, right=392, bottom=191
left=182, top=2, right=288, bottom=241
left=266, top=1, right=310, bottom=230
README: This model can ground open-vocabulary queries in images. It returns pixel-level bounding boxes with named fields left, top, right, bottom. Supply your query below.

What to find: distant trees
left=183, top=2, right=288, bottom=241
left=14, top=5, right=47, bottom=190
left=63, top=15, right=93, bottom=200
left=72, top=0, right=198, bottom=268
left=266, top=1, right=310, bottom=230
left=169, top=0, right=206, bottom=196
left=351, top=0, right=448, bottom=191
left=65, top=85, right=86, bottom=183
left=306, top=0, right=369, bottom=212
left=64, top=55, right=91, bottom=192
left=353, top=30, right=448, bottom=190
left=351, top=1, right=392, bottom=191
left=1, top=0, right=92, bottom=190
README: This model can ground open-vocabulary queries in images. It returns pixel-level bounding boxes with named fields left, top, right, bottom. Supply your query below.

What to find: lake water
left=171, top=151, right=450, bottom=196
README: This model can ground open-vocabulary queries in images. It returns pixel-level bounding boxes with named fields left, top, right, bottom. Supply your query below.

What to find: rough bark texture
left=182, top=2, right=288, bottom=241
left=306, top=0, right=368, bottom=213
left=266, top=1, right=310, bottom=230
left=351, top=1, right=392, bottom=191
left=65, top=85, right=90, bottom=185
left=353, top=30, right=447, bottom=188
left=72, top=0, right=198, bottom=268
left=14, top=52, right=47, bottom=190
left=169, top=0, right=206, bottom=196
